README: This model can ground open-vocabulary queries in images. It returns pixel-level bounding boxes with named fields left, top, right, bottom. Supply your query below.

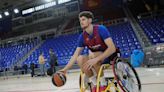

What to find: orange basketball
left=52, top=72, right=67, bottom=87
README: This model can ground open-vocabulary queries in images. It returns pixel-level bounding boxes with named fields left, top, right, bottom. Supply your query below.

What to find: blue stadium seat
left=0, top=42, right=36, bottom=68
left=108, top=22, right=142, bottom=58
left=139, top=17, right=164, bottom=44
left=23, top=33, right=80, bottom=66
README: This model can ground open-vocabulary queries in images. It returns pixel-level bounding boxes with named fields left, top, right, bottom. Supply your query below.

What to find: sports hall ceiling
left=0, top=0, right=163, bottom=12
left=0, top=0, right=46, bottom=10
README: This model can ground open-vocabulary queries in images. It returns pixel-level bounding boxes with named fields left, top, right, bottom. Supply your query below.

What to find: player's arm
left=96, top=25, right=116, bottom=62
left=62, top=34, right=84, bottom=72
left=97, top=37, right=116, bottom=62
left=62, top=47, right=84, bottom=71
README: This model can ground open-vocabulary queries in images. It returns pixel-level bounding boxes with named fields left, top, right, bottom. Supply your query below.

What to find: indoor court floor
left=0, top=67, right=164, bottom=92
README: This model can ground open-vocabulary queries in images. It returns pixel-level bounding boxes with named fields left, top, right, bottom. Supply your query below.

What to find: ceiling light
left=14, top=9, right=19, bottom=14
left=4, top=11, right=9, bottom=16
left=45, top=0, right=53, bottom=2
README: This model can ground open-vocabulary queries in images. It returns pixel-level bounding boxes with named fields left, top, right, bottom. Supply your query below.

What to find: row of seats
left=139, top=17, right=164, bottom=44
left=0, top=42, right=37, bottom=69
left=23, top=34, right=80, bottom=67
left=108, top=22, right=142, bottom=58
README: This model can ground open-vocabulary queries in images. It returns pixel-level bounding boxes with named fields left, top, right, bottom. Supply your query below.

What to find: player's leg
left=77, top=51, right=105, bottom=76
left=77, top=53, right=102, bottom=92
left=77, top=52, right=105, bottom=86
left=88, top=51, right=103, bottom=74
left=77, top=55, right=93, bottom=77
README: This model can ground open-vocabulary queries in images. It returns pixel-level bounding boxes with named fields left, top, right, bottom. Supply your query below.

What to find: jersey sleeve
left=77, top=34, right=85, bottom=47
left=98, top=25, right=111, bottom=40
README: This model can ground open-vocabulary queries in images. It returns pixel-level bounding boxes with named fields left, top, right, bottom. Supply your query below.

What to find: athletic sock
left=89, top=75, right=97, bottom=86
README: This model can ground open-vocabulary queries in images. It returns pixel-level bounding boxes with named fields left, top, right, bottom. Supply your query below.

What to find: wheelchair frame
left=80, top=64, right=121, bottom=92
left=79, top=57, right=141, bottom=92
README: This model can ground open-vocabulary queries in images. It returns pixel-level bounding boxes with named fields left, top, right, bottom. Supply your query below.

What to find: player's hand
left=83, top=58, right=99, bottom=70
left=58, top=69, right=67, bottom=74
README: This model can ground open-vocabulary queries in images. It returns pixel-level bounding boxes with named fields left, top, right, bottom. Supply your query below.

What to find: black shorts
left=102, top=57, right=111, bottom=64
left=101, top=51, right=118, bottom=64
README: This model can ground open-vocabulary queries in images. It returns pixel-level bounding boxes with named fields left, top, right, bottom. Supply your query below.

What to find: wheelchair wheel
left=112, top=58, right=141, bottom=92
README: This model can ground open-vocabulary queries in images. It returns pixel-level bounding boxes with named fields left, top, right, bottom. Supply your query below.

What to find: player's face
left=79, top=16, right=91, bottom=30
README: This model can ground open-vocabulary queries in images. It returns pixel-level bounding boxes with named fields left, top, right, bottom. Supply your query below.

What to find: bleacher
left=0, top=42, right=36, bottom=69
left=139, top=17, right=164, bottom=44
left=108, top=22, right=142, bottom=58
left=23, top=33, right=81, bottom=67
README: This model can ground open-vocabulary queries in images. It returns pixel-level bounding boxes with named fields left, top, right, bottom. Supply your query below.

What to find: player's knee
left=77, top=55, right=83, bottom=62
left=81, top=64, right=93, bottom=77
left=77, top=56, right=83, bottom=65
left=77, top=55, right=87, bottom=67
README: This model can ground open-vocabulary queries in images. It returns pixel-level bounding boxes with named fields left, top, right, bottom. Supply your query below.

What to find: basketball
left=52, top=72, right=67, bottom=87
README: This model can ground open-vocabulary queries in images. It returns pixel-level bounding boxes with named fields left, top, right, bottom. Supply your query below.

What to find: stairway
left=122, top=4, right=152, bottom=48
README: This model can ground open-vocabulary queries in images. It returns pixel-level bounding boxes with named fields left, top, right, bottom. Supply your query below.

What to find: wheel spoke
left=113, top=59, right=141, bottom=92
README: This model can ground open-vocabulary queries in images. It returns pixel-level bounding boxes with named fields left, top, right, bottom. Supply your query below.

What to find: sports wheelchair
left=79, top=49, right=141, bottom=92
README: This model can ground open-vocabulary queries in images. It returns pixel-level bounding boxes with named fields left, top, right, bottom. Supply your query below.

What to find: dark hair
left=79, top=11, right=94, bottom=19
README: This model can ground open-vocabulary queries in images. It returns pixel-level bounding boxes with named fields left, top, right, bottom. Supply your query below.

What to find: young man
left=49, top=48, right=58, bottom=73
left=61, top=11, right=116, bottom=85
left=39, top=52, right=46, bottom=76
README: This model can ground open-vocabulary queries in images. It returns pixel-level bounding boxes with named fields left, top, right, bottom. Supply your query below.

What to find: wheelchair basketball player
left=60, top=11, right=117, bottom=88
